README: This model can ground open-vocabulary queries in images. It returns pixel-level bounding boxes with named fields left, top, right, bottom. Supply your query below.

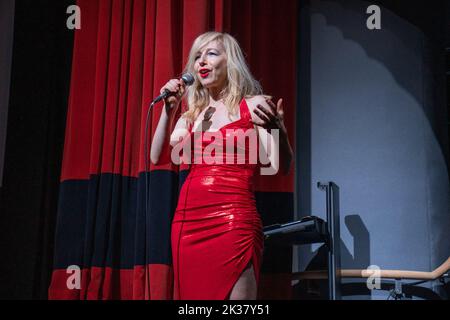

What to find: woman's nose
left=199, top=52, right=209, bottom=65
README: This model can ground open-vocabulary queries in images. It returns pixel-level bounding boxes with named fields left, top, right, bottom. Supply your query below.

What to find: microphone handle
left=152, top=89, right=172, bottom=104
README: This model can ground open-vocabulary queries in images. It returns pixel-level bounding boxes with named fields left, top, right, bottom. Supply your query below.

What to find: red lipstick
left=199, top=68, right=210, bottom=78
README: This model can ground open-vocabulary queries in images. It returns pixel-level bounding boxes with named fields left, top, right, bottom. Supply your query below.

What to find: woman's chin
left=200, top=80, right=214, bottom=88
left=202, top=81, right=225, bottom=91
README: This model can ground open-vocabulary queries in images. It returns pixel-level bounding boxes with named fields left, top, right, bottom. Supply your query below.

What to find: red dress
left=171, top=99, right=264, bottom=300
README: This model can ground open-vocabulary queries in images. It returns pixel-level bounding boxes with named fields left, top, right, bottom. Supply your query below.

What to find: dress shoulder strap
left=240, top=98, right=253, bottom=125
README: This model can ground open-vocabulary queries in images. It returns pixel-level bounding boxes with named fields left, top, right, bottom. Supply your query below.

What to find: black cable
left=143, top=101, right=154, bottom=298
left=405, top=275, right=449, bottom=287
left=406, top=279, right=431, bottom=286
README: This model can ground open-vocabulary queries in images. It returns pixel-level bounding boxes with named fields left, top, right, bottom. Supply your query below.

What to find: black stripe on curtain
left=53, top=171, right=179, bottom=270
left=53, top=172, right=293, bottom=272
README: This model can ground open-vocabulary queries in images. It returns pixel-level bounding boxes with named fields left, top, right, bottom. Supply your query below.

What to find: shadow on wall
left=294, top=0, right=450, bottom=299
left=311, top=0, right=448, bottom=168
left=293, top=214, right=371, bottom=299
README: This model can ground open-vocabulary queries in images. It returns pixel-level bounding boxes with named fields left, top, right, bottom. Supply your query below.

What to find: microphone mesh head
left=181, top=73, right=195, bottom=86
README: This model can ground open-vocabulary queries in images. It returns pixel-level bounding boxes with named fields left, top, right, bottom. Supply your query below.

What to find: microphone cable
left=143, top=100, right=154, bottom=299
left=142, top=72, right=194, bottom=298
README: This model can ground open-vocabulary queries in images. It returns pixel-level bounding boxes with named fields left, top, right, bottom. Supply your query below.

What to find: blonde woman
left=151, top=32, right=293, bottom=300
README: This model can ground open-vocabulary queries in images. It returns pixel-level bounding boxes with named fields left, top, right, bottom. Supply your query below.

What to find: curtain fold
left=49, top=0, right=297, bottom=300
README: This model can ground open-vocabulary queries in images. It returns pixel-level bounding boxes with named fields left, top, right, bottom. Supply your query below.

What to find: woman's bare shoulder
left=175, top=113, right=191, bottom=129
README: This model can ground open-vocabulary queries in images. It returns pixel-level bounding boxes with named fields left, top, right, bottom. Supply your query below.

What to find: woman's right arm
left=150, top=79, right=186, bottom=165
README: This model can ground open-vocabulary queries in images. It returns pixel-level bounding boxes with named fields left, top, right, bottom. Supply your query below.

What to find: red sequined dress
left=171, top=99, right=264, bottom=300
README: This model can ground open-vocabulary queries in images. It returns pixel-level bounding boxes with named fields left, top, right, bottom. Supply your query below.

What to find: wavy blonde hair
left=182, top=32, right=262, bottom=124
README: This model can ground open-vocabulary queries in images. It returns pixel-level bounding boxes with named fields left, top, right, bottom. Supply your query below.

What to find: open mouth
left=199, top=69, right=210, bottom=78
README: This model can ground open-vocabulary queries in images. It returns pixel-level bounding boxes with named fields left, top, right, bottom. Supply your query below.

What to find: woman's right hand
left=161, top=78, right=186, bottom=112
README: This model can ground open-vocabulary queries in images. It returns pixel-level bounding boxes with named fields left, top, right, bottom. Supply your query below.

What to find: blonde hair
left=182, top=32, right=262, bottom=124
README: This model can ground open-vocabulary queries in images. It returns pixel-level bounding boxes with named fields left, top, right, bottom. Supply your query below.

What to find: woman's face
left=194, top=40, right=228, bottom=92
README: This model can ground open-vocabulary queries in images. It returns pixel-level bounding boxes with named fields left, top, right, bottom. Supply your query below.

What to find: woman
left=151, top=32, right=293, bottom=300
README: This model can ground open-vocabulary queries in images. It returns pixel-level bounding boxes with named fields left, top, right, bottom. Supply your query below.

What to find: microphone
left=151, top=73, right=195, bottom=104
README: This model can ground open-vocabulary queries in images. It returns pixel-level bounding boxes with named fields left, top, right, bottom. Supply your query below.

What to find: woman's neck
left=208, top=86, right=227, bottom=103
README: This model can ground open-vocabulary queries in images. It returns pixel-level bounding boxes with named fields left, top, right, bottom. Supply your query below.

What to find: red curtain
left=49, top=0, right=297, bottom=300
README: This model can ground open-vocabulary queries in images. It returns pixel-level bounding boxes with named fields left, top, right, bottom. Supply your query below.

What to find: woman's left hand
left=252, top=98, right=287, bottom=134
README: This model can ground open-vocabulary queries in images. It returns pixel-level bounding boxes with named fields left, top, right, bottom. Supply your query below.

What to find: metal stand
left=317, top=182, right=341, bottom=300
left=262, top=181, right=342, bottom=300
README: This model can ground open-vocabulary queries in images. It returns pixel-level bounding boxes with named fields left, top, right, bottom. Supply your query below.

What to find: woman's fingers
left=161, top=79, right=183, bottom=94
left=253, top=98, right=287, bottom=130
left=265, top=99, right=278, bottom=115
left=256, top=104, right=276, bottom=120
left=276, top=99, right=284, bottom=119
left=267, top=98, right=284, bottom=116
left=179, top=79, right=187, bottom=96
left=251, top=121, right=266, bottom=127
left=253, top=107, right=270, bottom=123
left=160, top=78, right=186, bottom=108
left=276, top=99, right=283, bottom=111
left=259, top=103, right=276, bottom=117
left=169, top=80, right=181, bottom=92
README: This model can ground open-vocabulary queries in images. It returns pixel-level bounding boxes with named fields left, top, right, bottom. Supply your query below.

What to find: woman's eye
left=208, top=52, right=217, bottom=56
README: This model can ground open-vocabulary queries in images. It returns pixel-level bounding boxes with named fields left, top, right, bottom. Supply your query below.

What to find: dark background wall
left=0, top=0, right=15, bottom=187
left=0, top=0, right=73, bottom=299
left=296, top=0, right=449, bottom=299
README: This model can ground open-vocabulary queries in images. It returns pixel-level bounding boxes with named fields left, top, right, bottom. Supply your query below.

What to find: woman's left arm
left=251, top=97, right=294, bottom=175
